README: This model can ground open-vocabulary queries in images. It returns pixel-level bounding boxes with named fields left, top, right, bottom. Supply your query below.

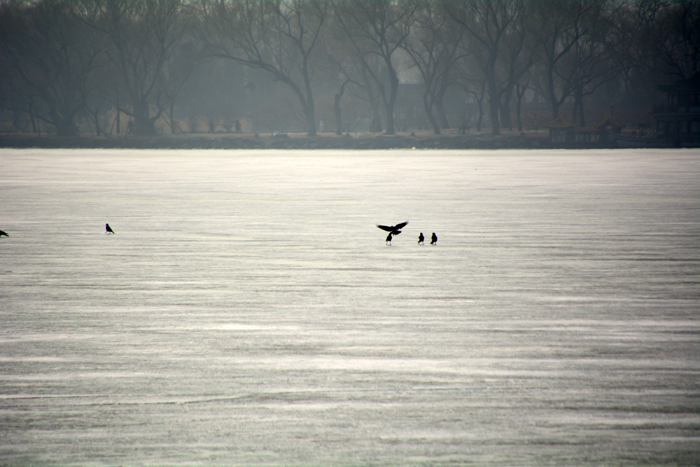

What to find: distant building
left=571, top=125, right=602, bottom=144
left=653, top=73, right=700, bottom=146
left=596, top=116, right=624, bottom=143
left=545, top=116, right=622, bottom=147
left=546, top=117, right=575, bottom=144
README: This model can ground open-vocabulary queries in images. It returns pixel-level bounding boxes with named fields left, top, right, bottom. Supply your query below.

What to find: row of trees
left=1, top=0, right=698, bottom=137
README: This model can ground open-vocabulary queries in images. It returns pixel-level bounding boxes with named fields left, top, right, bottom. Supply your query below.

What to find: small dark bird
left=105, top=223, right=115, bottom=234
left=377, top=221, right=408, bottom=245
left=431, top=232, right=438, bottom=245
left=418, top=232, right=424, bottom=244
left=0, top=230, right=8, bottom=237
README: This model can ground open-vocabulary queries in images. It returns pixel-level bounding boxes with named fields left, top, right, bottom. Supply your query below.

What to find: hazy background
left=1, top=0, right=698, bottom=138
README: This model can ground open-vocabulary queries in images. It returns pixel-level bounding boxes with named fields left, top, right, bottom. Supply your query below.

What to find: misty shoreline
left=0, top=131, right=626, bottom=150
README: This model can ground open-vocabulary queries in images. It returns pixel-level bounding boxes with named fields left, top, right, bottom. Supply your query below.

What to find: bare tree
left=403, top=0, right=465, bottom=134
left=565, top=2, right=618, bottom=126
left=159, top=37, right=200, bottom=134
left=359, top=60, right=386, bottom=132
left=641, top=0, right=700, bottom=80
left=320, top=15, right=362, bottom=135
left=198, top=0, right=329, bottom=136
left=0, top=0, right=106, bottom=136
left=606, top=0, right=699, bottom=115
left=530, top=0, right=596, bottom=121
left=2, top=0, right=698, bottom=140
left=496, top=2, right=534, bottom=130
left=445, top=0, right=528, bottom=135
left=80, top=0, right=189, bottom=136
left=460, top=77, right=487, bottom=132
left=514, top=70, right=530, bottom=131
left=335, top=0, right=416, bottom=135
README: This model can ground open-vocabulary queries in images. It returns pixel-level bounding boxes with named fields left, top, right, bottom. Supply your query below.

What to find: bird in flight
left=0, top=230, right=8, bottom=237
left=431, top=232, right=438, bottom=245
left=377, top=221, right=408, bottom=245
left=105, top=223, right=115, bottom=234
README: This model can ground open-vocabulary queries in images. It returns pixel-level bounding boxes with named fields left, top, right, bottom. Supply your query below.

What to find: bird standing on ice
left=430, top=232, right=438, bottom=245
left=377, top=221, right=408, bottom=245
left=105, top=223, right=115, bottom=234
left=418, top=232, right=424, bottom=244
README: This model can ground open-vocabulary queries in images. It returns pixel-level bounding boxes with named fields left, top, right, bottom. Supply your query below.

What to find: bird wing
left=378, top=221, right=408, bottom=232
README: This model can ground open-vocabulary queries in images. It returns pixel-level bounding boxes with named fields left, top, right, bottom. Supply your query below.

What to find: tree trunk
left=133, top=99, right=155, bottom=136
left=334, top=93, right=343, bottom=135
left=334, top=80, right=348, bottom=135
left=515, top=80, right=529, bottom=132
left=500, top=88, right=513, bottom=130
left=301, top=65, right=317, bottom=137
left=371, top=102, right=382, bottom=133
left=474, top=82, right=486, bottom=132
left=384, top=66, right=399, bottom=135
left=487, top=73, right=500, bottom=135
left=424, top=90, right=441, bottom=135
left=476, top=97, right=483, bottom=132
left=573, top=85, right=585, bottom=127
left=29, top=104, right=38, bottom=134
left=436, top=82, right=449, bottom=129
left=489, top=95, right=500, bottom=136
left=115, top=91, right=121, bottom=135
left=437, top=102, right=449, bottom=130
left=385, top=102, right=396, bottom=135
left=546, top=69, right=560, bottom=120
left=50, top=111, right=78, bottom=137
left=578, top=92, right=585, bottom=127
left=88, top=108, right=102, bottom=136
left=305, top=102, right=317, bottom=137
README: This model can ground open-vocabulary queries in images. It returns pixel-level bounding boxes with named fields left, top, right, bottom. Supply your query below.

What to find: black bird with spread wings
left=377, top=221, right=408, bottom=244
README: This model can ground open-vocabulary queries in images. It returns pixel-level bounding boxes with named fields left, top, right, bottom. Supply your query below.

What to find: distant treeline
left=0, top=0, right=697, bottom=137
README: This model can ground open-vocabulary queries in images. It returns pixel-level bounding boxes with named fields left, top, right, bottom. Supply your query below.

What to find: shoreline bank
left=0, top=131, right=624, bottom=150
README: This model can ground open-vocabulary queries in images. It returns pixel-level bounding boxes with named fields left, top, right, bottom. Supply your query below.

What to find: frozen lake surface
left=0, top=149, right=699, bottom=466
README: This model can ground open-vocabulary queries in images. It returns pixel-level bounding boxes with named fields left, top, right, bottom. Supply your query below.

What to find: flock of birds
left=377, top=221, right=437, bottom=246
left=2, top=222, right=437, bottom=246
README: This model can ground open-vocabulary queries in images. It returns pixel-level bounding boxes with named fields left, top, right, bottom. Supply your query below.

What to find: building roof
left=597, top=116, right=624, bottom=129
left=571, top=126, right=599, bottom=132
left=546, top=117, right=576, bottom=129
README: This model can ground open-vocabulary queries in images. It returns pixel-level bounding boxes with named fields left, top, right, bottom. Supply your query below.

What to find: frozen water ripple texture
left=0, top=149, right=699, bottom=466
